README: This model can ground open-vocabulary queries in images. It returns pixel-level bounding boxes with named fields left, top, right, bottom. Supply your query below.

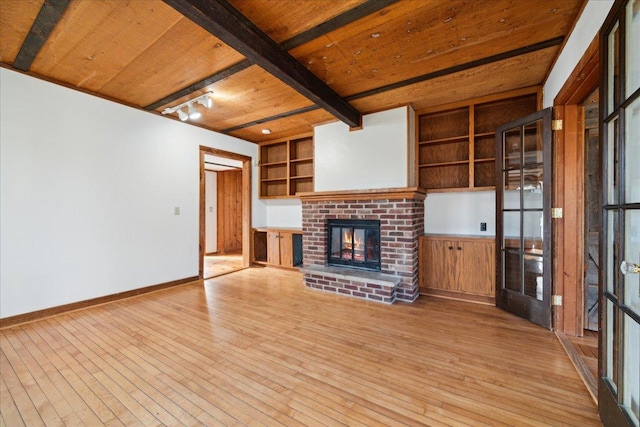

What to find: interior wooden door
left=495, top=108, right=553, bottom=329
left=216, top=169, right=242, bottom=253
left=599, top=0, right=640, bottom=425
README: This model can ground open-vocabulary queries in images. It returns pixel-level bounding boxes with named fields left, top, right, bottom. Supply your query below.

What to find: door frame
left=199, top=146, right=252, bottom=279
left=552, top=35, right=600, bottom=336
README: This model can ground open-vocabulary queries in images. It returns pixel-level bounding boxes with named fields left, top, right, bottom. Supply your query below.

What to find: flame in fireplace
left=343, top=229, right=364, bottom=251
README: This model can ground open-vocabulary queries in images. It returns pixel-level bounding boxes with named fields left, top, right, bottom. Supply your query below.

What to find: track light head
left=177, top=108, right=188, bottom=121
left=197, top=94, right=213, bottom=109
left=187, top=102, right=201, bottom=120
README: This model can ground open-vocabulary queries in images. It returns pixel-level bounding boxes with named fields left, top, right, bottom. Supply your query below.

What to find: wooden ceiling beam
left=13, top=0, right=72, bottom=71
left=149, top=0, right=397, bottom=112
left=161, top=0, right=361, bottom=128
left=222, top=36, right=564, bottom=133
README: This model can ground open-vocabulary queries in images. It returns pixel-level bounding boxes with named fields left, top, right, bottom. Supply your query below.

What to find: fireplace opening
left=327, top=219, right=381, bottom=271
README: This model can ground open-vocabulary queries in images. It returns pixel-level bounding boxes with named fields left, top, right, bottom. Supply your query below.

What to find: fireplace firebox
left=327, top=219, right=381, bottom=271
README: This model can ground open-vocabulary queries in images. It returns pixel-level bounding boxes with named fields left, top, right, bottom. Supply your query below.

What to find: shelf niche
left=259, top=134, right=314, bottom=198
left=416, top=90, right=538, bottom=192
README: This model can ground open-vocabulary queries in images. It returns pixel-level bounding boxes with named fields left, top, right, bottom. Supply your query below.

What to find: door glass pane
left=504, top=187, right=521, bottom=209
left=524, top=121, right=543, bottom=165
left=608, top=21, right=620, bottom=113
left=523, top=211, right=544, bottom=245
left=626, top=97, right=640, bottom=203
left=505, top=166, right=521, bottom=191
left=606, top=299, right=617, bottom=389
left=504, top=250, right=521, bottom=292
left=625, top=209, right=640, bottom=314
left=523, top=166, right=543, bottom=209
left=608, top=210, right=619, bottom=294
left=503, top=211, right=521, bottom=249
left=608, top=117, right=619, bottom=205
left=524, top=253, right=543, bottom=300
left=503, top=128, right=521, bottom=170
left=626, top=0, right=640, bottom=97
left=623, top=314, right=640, bottom=425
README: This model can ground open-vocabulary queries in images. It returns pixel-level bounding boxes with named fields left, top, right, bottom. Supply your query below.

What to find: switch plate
left=480, top=222, right=487, bottom=231
left=174, top=207, right=180, bottom=215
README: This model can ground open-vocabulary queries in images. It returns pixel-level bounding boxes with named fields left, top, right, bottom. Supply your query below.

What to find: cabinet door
left=279, top=232, right=294, bottom=267
left=267, top=232, right=281, bottom=265
left=459, top=240, right=495, bottom=296
left=422, top=239, right=458, bottom=290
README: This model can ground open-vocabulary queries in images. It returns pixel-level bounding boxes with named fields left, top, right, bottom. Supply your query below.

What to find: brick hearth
left=298, top=188, right=426, bottom=303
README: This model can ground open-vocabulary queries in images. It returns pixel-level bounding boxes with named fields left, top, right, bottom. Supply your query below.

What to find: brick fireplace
left=298, top=187, right=426, bottom=303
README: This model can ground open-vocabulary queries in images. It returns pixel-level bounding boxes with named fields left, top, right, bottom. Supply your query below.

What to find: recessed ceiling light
left=261, top=129, right=272, bottom=135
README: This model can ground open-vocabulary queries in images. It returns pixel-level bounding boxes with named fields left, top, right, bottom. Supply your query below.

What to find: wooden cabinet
left=253, top=228, right=302, bottom=269
left=419, top=234, right=495, bottom=304
left=259, top=134, right=313, bottom=198
left=416, top=89, right=538, bottom=192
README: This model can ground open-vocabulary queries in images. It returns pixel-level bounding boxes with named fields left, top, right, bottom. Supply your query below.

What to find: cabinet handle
left=448, top=246, right=453, bottom=250
left=457, top=247, right=462, bottom=250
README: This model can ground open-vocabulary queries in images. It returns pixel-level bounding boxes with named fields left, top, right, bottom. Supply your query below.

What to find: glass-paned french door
left=496, top=108, right=553, bottom=329
left=599, top=0, right=640, bottom=425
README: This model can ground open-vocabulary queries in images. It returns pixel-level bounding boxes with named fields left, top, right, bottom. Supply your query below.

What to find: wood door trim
left=551, top=34, right=599, bottom=336
left=199, top=146, right=252, bottom=278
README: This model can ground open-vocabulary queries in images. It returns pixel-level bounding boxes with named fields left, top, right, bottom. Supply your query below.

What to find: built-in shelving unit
left=259, top=134, right=314, bottom=198
left=416, top=88, right=538, bottom=192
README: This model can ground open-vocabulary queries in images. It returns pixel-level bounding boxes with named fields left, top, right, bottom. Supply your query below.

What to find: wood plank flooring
left=203, top=253, right=244, bottom=279
left=1, top=268, right=601, bottom=426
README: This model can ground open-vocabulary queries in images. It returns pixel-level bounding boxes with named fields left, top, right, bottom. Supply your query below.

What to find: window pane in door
left=523, top=166, right=543, bottom=209
left=606, top=299, right=618, bottom=389
left=503, top=128, right=521, bottom=170
left=504, top=186, right=521, bottom=209
left=608, top=21, right=620, bottom=113
left=625, top=209, right=640, bottom=314
left=622, top=314, right=639, bottom=424
left=524, top=253, right=543, bottom=300
left=523, top=211, right=544, bottom=245
left=503, top=211, right=521, bottom=250
left=626, top=97, right=640, bottom=203
left=504, top=250, right=521, bottom=292
left=607, top=210, right=619, bottom=295
left=626, top=0, right=640, bottom=97
left=523, top=121, right=543, bottom=165
left=608, top=117, right=619, bottom=205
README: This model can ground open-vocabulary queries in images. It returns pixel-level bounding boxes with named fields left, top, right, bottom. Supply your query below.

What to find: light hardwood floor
left=203, top=253, right=244, bottom=279
left=1, top=268, right=601, bottom=426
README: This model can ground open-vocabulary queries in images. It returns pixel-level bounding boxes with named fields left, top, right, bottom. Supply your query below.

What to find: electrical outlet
left=174, top=207, right=180, bottom=215
left=480, top=222, right=487, bottom=231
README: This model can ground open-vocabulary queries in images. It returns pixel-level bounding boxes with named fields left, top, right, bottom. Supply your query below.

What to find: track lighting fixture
left=161, top=91, right=214, bottom=121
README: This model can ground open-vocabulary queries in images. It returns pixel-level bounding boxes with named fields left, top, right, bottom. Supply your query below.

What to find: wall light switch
left=480, top=222, right=487, bottom=232
left=174, top=207, right=180, bottom=215
left=209, top=207, right=213, bottom=213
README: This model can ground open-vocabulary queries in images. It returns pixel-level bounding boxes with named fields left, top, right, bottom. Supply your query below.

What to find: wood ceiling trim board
left=279, top=0, right=400, bottom=51
left=146, top=60, right=252, bottom=111
left=222, top=105, right=320, bottom=133
left=222, top=37, right=563, bottom=134
left=12, top=0, right=71, bottom=71
left=344, top=36, right=565, bottom=102
left=146, top=0, right=394, bottom=111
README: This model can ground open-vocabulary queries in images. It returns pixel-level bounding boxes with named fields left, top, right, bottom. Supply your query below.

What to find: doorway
left=203, top=156, right=244, bottom=279
left=199, top=146, right=252, bottom=280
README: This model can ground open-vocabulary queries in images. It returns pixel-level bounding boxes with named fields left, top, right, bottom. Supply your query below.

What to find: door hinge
left=551, top=207, right=563, bottom=218
left=552, top=120, right=563, bottom=130
left=552, top=295, right=563, bottom=306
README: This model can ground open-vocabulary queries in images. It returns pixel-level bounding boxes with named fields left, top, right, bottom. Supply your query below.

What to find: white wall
left=315, top=106, right=409, bottom=191
left=0, top=68, right=264, bottom=318
left=205, top=171, right=217, bottom=253
left=543, top=0, right=615, bottom=107
left=424, top=192, right=496, bottom=235
left=263, top=107, right=410, bottom=228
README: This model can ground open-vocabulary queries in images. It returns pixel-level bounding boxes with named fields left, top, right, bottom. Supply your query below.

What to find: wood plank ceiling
left=0, top=0, right=584, bottom=143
